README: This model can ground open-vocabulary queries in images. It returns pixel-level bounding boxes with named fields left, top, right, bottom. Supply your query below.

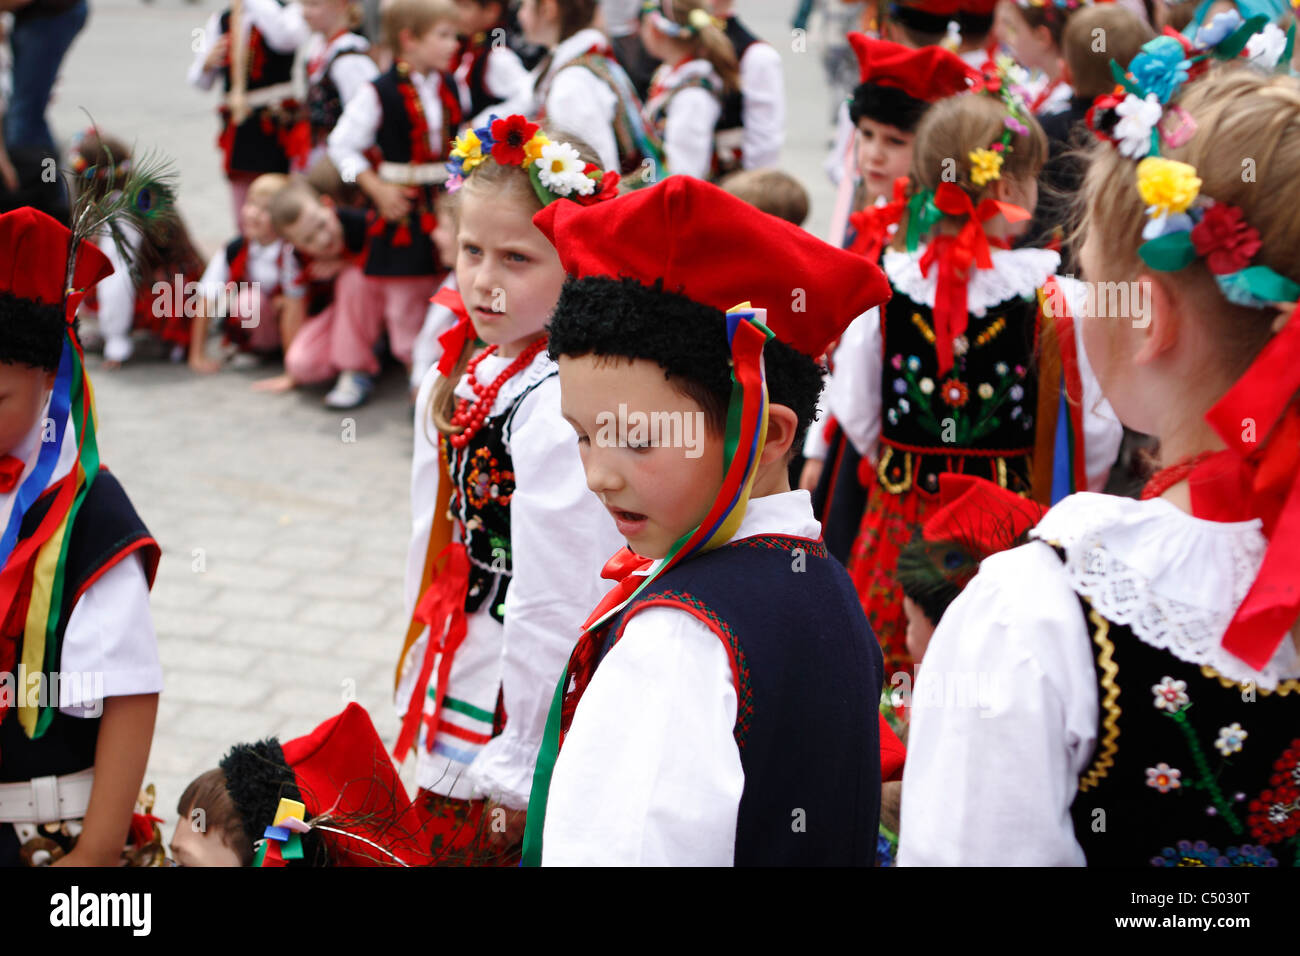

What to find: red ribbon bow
left=393, top=541, right=470, bottom=762
left=919, top=182, right=1029, bottom=376
left=580, top=546, right=655, bottom=631
left=433, top=286, right=473, bottom=377
left=0, top=455, right=24, bottom=494
left=847, top=177, right=907, bottom=264
left=1191, top=302, right=1300, bottom=671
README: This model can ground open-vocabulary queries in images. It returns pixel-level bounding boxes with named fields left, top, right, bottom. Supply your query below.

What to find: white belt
left=379, top=161, right=449, bottom=186
left=0, top=769, right=94, bottom=824
left=226, top=82, right=296, bottom=111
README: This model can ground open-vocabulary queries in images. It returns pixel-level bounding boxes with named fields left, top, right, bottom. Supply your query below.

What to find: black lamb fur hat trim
left=546, top=275, right=825, bottom=448
left=219, top=737, right=327, bottom=866
left=0, top=290, right=67, bottom=371
left=850, top=81, right=931, bottom=132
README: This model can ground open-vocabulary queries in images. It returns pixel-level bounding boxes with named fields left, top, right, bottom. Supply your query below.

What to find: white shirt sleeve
left=199, top=246, right=230, bottom=305
left=327, top=83, right=381, bottom=181
left=469, top=378, right=626, bottom=808
left=244, top=0, right=308, bottom=53
left=485, top=45, right=529, bottom=101
left=91, top=224, right=143, bottom=365
left=823, top=308, right=883, bottom=462
left=802, top=413, right=830, bottom=461
left=58, top=552, right=162, bottom=716
left=662, top=86, right=721, bottom=180
left=405, top=364, right=445, bottom=620
left=897, top=542, right=1099, bottom=866
left=738, top=43, right=784, bottom=170
left=278, top=246, right=305, bottom=299
left=546, top=67, right=620, bottom=174
left=187, top=12, right=223, bottom=91
left=330, top=50, right=381, bottom=106
left=409, top=277, right=457, bottom=389
left=542, top=605, right=743, bottom=865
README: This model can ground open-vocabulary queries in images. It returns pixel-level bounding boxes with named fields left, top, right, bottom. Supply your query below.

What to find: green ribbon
left=904, top=189, right=943, bottom=252
left=1213, top=15, right=1269, bottom=60
left=1138, top=230, right=1197, bottom=271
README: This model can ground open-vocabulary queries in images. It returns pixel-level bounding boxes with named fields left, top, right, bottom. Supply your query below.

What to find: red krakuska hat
left=847, top=32, right=978, bottom=102
left=534, top=176, right=891, bottom=359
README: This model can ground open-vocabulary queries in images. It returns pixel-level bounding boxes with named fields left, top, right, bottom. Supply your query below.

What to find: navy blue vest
left=594, top=533, right=883, bottom=865
left=719, top=16, right=759, bottom=135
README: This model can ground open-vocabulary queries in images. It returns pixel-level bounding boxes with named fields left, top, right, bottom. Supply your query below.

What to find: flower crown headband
left=1086, top=12, right=1300, bottom=307
left=447, top=114, right=620, bottom=208
left=639, top=0, right=723, bottom=37
left=1013, top=0, right=1085, bottom=22
left=963, top=57, right=1036, bottom=187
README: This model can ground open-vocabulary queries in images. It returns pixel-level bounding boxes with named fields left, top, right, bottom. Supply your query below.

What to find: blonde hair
left=268, top=177, right=324, bottom=231
left=427, top=129, right=601, bottom=438
left=719, top=168, right=810, bottom=226
left=382, top=0, right=457, bottom=55
left=654, top=0, right=740, bottom=93
left=897, top=92, right=1047, bottom=242
left=1078, top=66, right=1300, bottom=378
left=248, top=172, right=290, bottom=205
left=1063, top=5, right=1155, bottom=100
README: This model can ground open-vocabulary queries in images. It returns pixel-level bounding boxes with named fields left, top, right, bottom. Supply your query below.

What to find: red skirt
left=846, top=479, right=940, bottom=683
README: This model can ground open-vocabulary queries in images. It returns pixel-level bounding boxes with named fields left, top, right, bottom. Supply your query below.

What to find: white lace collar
left=654, top=58, right=721, bottom=90
left=883, top=245, right=1060, bottom=316
left=548, top=28, right=609, bottom=74
left=454, top=345, right=556, bottom=415
left=1030, top=492, right=1300, bottom=690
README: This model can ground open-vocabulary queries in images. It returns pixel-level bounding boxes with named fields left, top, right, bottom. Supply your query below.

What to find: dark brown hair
left=177, top=768, right=254, bottom=866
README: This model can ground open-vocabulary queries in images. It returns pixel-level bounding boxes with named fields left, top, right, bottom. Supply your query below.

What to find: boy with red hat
left=0, top=207, right=162, bottom=867
left=520, top=177, right=893, bottom=866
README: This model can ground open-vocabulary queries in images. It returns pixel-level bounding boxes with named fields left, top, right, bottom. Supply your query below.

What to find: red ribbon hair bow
left=918, top=182, right=1029, bottom=376
left=847, top=177, right=908, bottom=264
left=433, top=285, right=473, bottom=377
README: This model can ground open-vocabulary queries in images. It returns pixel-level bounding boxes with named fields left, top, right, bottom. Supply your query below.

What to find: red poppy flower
left=489, top=115, right=540, bottom=165
left=1085, top=92, right=1123, bottom=143
left=1190, top=202, right=1261, bottom=275
left=940, top=378, right=969, bottom=408
left=576, top=170, right=621, bottom=206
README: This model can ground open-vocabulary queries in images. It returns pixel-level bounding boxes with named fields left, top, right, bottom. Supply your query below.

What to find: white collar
left=883, top=245, right=1060, bottom=316
left=453, top=345, right=556, bottom=412
left=549, top=28, right=608, bottom=73
left=0, top=392, right=79, bottom=533
left=308, top=31, right=369, bottom=78
left=656, top=58, right=721, bottom=88
left=1031, top=492, right=1300, bottom=689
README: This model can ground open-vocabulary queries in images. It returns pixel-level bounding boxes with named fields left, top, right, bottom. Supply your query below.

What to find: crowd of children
left=1, top=0, right=1299, bottom=868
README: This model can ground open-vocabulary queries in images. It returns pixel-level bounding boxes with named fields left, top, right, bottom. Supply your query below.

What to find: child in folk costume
left=326, top=0, right=462, bottom=409
left=512, top=0, right=660, bottom=177
left=0, top=208, right=161, bottom=867
left=299, top=0, right=380, bottom=174
left=638, top=0, right=739, bottom=181
left=194, top=173, right=307, bottom=372
left=188, top=0, right=310, bottom=222
left=67, top=131, right=207, bottom=371
left=901, top=43, right=1300, bottom=867
left=521, top=177, right=892, bottom=866
left=452, top=0, right=530, bottom=124
left=395, top=116, right=623, bottom=859
left=707, top=0, right=785, bottom=173
left=805, top=37, right=978, bottom=563
left=842, top=75, right=1123, bottom=681
left=995, top=0, right=1082, bottom=118
left=172, top=704, right=444, bottom=867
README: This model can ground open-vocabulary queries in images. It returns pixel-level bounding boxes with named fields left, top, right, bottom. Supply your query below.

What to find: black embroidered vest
left=443, top=371, right=555, bottom=624
left=876, top=288, right=1040, bottom=497
left=307, top=46, right=368, bottom=145
left=1057, top=556, right=1300, bottom=867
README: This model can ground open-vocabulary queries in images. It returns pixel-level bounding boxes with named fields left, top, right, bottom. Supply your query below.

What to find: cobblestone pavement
left=45, top=0, right=838, bottom=828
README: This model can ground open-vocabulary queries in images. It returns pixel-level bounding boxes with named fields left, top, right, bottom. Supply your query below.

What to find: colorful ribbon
left=847, top=177, right=907, bottom=264
left=433, top=286, right=474, bottom=377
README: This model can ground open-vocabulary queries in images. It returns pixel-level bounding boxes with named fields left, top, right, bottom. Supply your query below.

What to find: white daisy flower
left=1114, top=93, right=1163, bottom=159
left=1152, top=676, right=1189, bottom=712
left=536, top=141, right=586, bottom=194
left=1246, top=23, right=1287, bottom=71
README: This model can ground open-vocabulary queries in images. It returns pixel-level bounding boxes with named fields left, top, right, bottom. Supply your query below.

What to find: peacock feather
left=63, top=126, right=180, bottom=297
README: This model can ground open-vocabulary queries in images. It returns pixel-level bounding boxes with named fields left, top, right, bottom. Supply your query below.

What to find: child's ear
left=1133, top=271, right=1180, bottom=365
left=758, top=403, right=800, bottom=466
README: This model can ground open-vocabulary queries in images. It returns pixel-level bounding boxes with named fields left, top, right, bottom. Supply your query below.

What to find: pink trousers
left=285, top=267, right=437, bottom=384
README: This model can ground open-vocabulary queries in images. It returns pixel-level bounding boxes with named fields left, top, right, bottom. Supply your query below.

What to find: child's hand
left=483, top=800, right=527, bottom=852
left=372, top=181, right=414, bottom=222
left=799, top=458, right=823, bottom=492
left=189, top=352, right=222, bottom=375
left=252, top=372, right=295, bottom=393
left=204, top=34, right=230, bottom=71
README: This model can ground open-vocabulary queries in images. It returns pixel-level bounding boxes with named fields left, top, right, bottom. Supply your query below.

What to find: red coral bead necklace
left=448, top=337, right=548, bottom=448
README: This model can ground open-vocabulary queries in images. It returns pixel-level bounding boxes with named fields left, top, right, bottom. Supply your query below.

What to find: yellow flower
left=451, top=129, right=486, bottom=173
left=1136, top=157, right=1201, bottom=216
left=969, top=148, right=1003, bottom=187
left=523, top=131, right=551, bottom=168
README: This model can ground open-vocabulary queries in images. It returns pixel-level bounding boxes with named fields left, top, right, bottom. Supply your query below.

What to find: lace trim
left=1032, top=498, right=1299, bottom=690
left=883, top=246, right=1061, bottom=316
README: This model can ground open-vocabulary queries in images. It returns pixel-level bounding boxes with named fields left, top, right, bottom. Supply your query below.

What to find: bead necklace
left=448, top=337, right=548, bottom=448
left=1140, top=450, right=1217, bottom=501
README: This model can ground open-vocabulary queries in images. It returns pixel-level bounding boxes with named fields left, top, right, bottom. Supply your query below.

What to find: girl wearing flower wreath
left=393, top=115, right=624, bottom=861
left=901, top=24, right=1300, bottom=865
left=637, top=0, right=739, bottom=180
left=841, top=72, right=1123, bottom=682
